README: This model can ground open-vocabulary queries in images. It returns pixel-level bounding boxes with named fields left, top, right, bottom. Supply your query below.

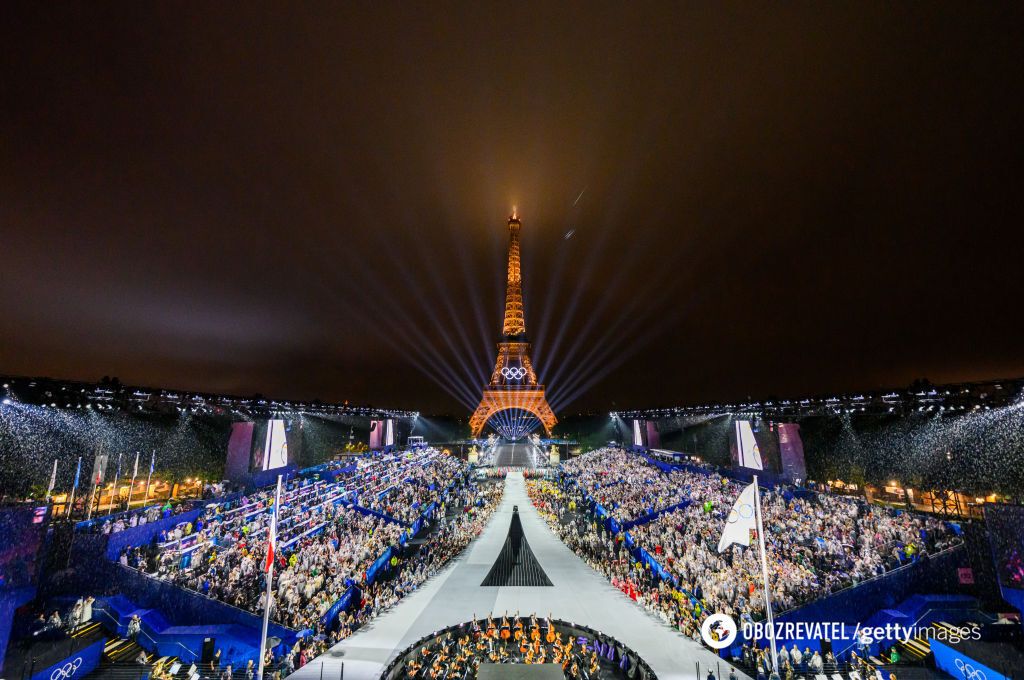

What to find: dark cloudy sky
left=2, top=3, right=1022, bottom=414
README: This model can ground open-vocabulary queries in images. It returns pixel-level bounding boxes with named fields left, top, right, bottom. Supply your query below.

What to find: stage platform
left=293, top=471, right=744, bottom=680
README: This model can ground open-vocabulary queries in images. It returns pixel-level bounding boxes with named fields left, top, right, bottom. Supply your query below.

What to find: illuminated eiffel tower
left=469, top=210, right=557, bottom=439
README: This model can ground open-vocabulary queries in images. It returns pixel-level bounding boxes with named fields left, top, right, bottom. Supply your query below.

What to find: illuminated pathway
left=295, top=471, right=747, bottom=680
left=491, top=442, right=535, bottom=467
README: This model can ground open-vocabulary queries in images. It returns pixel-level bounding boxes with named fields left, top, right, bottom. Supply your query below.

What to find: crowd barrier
left=71, top=561, right=297, bottom=645
left=104, top=507, right=205, bottom=560
left=28, top=636, right=106, bottom=680
left=347, top=503, right=410, bottom=528
left=621, top=499, right=692, bottom=531
left=76, top=504, right=165, bottom=533
left=319, top=586, right=359, bottom=628
left=299, top=462, right=358, bottom=482
left=251, top=464, right=298, bottom=490
left=932, top=638, right=1011, bottom=680
left=0, top=585, right=39, bottom=674
left=776, top=544, right=967, bottom=625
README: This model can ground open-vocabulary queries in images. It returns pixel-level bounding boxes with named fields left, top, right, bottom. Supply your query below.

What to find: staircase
left=104, top=636, right=149, bottom=663
left=71, top=621, right=104, bottom=641
left=896, top=619, right=983, bottom=665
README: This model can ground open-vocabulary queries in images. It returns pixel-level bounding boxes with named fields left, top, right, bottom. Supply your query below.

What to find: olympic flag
left=718, top=477, right=780, bottom=672
left=718, top=481, right=757, bottom=552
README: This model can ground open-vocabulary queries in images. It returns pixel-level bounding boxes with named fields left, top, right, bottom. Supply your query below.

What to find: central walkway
left=295, top=470, right=746, bottom=680
left=492, top=442, right=534, bottom=467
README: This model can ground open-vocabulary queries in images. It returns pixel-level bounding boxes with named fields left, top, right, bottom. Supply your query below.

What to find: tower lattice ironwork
left=469, top=211, right=557, bottom=439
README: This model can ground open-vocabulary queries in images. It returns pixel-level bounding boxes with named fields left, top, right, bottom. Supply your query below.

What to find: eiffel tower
left=469, top=210, right=557, bottom=439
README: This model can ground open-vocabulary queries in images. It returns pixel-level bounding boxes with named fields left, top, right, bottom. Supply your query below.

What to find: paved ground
left=491, top=442, right=536, bottom=467
left=294, top=471, right=746, bottom=680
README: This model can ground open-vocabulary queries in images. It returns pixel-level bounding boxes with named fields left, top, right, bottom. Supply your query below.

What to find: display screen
left=733, top=420, right=764, bottom=470
left=370, top=419, right=395, bottom=449
left=251, top=419, right=293, bottom=471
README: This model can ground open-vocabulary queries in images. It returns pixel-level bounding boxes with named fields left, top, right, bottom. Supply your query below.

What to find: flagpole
left=68, top=457, right=82, bottom=519
left=46, top=459, right=58, bottom=503
left=144, top=450, right=155, bottom=508
left=127, top=452, right=140, bottom=510
left=258, top=474, right=282, bottom=680
left=108, top=453, right=123, bottom=516
left=753, top=474, right=779, bottom=673
left=87, top=448, right=104, bottom=521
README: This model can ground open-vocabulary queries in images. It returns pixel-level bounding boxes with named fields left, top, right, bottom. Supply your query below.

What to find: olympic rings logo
left=501, top=367, right=527, bottom=381
left=51, top=657, right=84, bottom=680
left=727, top=503, right=755, bottom=524
left=955, top=659, right=986, bottom=680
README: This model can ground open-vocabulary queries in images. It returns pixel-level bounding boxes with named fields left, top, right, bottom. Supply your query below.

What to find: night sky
left=2, top=4, right=1022, bottom=414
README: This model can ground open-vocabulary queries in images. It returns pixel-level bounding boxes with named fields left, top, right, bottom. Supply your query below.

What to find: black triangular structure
left=481, top=506, right=553, bottom=586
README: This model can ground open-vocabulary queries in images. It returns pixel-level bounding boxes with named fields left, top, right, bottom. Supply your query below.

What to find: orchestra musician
left=530, top=613, right=541, bottom=642
left=395, top=614, right=614, bottom=679
left=513, top=613, right=525, bottom=641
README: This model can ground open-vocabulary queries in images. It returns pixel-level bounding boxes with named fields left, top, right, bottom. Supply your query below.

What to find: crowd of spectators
left=85, top=501, right=191, bottom=534
left=535, top=446, right=962, bottom=668
left=358, top=455, right=466, bottom=523
left=120, top=451, right=476, bottom=634
left=271, top=478, right=503, bottom=677
left=559, top=449, right=687, bottom=523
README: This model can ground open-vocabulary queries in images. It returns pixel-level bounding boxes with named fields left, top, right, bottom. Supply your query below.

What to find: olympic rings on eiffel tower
left=501, top=366, right=528, bottom=381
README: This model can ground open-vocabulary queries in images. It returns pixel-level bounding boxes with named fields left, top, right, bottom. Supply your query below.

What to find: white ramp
left=294, top=471, right=747, bottom=680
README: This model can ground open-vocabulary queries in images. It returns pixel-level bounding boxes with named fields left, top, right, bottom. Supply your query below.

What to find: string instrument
left=530, top=625, right=541, bottom=642
left=499, top=616, right=511, bottom=640
left=545, top=616, right=556, bottom=643
left=513, top=618, right=524, bottom=641
left=519, top=637, right=529, bottom=654
left=486, top=617, right=497, bottom=639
